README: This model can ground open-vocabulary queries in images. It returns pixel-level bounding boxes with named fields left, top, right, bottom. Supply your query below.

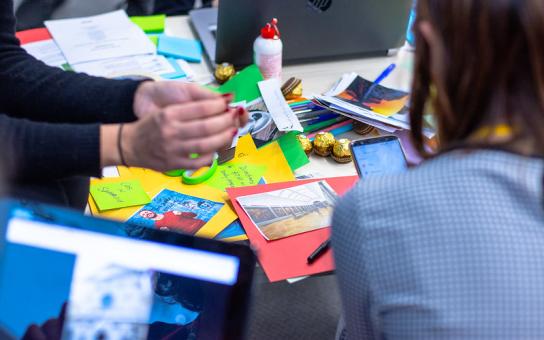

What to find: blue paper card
left=158, top=35, right=202, bottom=63
left=161, top=58, right=187, bottom=80
left=215, top=220, right=246, bottom=240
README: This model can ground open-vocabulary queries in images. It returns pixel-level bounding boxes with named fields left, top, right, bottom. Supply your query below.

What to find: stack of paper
left=313, top=72, right=435, bottom=138
left=15, top=10, right=197, bottom=80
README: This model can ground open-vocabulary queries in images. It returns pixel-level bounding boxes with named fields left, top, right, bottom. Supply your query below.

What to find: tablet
left=0, top=200, right=255, bottom=340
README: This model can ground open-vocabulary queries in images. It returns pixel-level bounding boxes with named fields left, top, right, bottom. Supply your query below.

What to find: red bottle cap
left=260, top=18, right=280, bottom=39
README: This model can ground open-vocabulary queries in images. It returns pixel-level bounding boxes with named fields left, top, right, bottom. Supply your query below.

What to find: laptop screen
left=0, top=207, right=251, bottom=340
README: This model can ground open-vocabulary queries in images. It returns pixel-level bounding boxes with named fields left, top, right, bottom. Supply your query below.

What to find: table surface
left=164, top=15, right=396, bottom=340
left=165, top=15, right=398, bottom=179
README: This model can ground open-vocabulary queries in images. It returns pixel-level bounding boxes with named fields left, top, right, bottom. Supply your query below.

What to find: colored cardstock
left=130, top=14, right=166, bottom=34
left=276, top=132, right=310, bottom=171
left=90, top=180, right=151, bottom=211
left=217, top=64, right=264, bottom=103
left=227, top=176, right=358, bottom=282
left=158, top=35, right=202, bottom=63
left=16, top=28, right=52, bottom=44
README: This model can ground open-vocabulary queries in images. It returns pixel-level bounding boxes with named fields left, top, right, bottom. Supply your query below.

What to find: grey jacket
left=333, top=150, right=544, bottom=339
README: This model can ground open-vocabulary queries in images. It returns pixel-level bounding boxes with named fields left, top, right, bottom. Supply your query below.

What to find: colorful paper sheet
left=207, top=163, right=267, bottom=191
left=90, top=180, right=150, bottom=211
left=16, top=28, right=52, bottom=44
left=215, top=220, right=247, bottom=241
left=158, top=35, right=202, bottom=63
left=227, top=176, right=358, bottom=282
left=276, top=132, right=310, bottom=171
left=130, top=14, right=166, bottom=34
left=217, top=65, right=264, bottom=103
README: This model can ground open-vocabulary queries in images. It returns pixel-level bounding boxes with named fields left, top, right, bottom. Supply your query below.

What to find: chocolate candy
left=313, top=132, right=336, bottom=157
left=296, top=134, right=313, bottom=155
left=281, top=77, right=303, bottom=100
left=332, top=138, right=353, bottom=163
left=215, top=62, right=236, bottom=84
left=353, top=121, right=376, bottom=136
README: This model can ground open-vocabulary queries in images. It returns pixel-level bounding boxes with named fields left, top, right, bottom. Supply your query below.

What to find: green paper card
left=207, top=163, right=267, bottom=191
left=217, top=64, right=264, bottom=103
left=90, top=180, right=151, bottom=211
left=130, top=14, right=166, bottom=34
left=277, top=132, right=310, bottom=171
left=148, top=34, right=159, bottom=46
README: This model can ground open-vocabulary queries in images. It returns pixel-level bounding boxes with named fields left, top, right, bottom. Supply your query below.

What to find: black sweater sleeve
left=1, top=114, right=101, bottom=180
left=0, top=0, right=140, bottom=124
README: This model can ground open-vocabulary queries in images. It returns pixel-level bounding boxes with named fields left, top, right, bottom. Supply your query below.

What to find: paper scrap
left=218, top=64, right=264, bottom=104
left=207, top=163, right=267, bottom=191
left=130, top=14, right=166, bottom=34
left=277, top=132, right=309, bottom=171
left=147, top=34, right=159, bottom=46
left=16, top=27, right=52, bottom=44
left=22, top=40, right=67, bottom=68
left=90, top=180, right=150, bottom=211
left=258, top=78, right=303, bottom=132
left=158, top=35, right=202, bottom=63
left=215, top=220, right=247, bottom=240
left=45, top=10, right=155, bottom=65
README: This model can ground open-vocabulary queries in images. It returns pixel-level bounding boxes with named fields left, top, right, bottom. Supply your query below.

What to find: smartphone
left=350, top=136, right=408, bottom=177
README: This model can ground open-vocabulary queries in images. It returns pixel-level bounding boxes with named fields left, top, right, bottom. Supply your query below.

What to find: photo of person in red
left=138, top=210, right=206, bottom=235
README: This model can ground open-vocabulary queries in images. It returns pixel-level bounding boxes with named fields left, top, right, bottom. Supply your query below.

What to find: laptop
left=190, top=0, right=412, bottom=67
left=0, top=200, right=256, bottom=340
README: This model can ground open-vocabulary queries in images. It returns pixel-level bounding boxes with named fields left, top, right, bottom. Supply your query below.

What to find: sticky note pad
left=158, top=35, right=202, bottom=63
left=90, top=180, right=151, bottom=211
left=130, top=14, right=166, bottom=34
left=218, top=64, right=264, bottom=103
left=207, top=163, right=267, bottom=191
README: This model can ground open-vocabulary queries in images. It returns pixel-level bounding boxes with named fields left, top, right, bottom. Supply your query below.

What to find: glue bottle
left=254, top=18, right=283, bottom=80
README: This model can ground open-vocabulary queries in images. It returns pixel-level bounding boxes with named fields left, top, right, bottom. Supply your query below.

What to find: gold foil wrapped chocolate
left=313, top=132, right=336, bottom=157
left=214, top=62, right=236, bottom=84
left=281, top=77, right=303, bottom=100
left=296, top=134, right=313, bottom=155
left=352, top=121, right=376, bottom=136
left=332, top=138, right=353, bottom=163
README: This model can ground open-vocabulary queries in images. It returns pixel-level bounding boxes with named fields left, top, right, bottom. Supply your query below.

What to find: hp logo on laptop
left=308, top=0, right=332, bottom=12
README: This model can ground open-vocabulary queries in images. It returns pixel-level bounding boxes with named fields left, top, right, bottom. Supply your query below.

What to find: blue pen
left=363, top=63, right=397, bottom=101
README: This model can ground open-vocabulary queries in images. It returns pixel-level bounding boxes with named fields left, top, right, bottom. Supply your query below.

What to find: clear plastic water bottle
left=390, top=1, right=416, bottom=92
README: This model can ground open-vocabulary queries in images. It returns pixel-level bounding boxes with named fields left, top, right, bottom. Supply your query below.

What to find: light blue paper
left=160, top=58, right=187, bottom=79
left=158, top=35, right=202, bottom=63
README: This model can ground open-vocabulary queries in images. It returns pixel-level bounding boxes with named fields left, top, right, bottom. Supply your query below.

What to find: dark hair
left=410, top=0, right=544, bottom=158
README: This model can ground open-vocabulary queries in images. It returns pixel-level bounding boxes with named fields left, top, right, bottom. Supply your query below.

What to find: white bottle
left=254, top=18, right=283, bottom=80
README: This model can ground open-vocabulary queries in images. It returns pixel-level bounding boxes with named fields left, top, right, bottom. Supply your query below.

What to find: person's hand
left=22, top=303, right=65, bottom=340
left=102, top=94, right=248, bottom=172
left=133, top=81, right=225, bottom=119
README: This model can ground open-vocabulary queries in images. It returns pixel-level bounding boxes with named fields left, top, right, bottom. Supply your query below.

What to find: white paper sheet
left=22, top=40, right=66, bottom=68
left=45, top=10, right=155, bottom=65
left=73, top=55, right=176, bottom=78
left=258, top=78, right=303, bottom=132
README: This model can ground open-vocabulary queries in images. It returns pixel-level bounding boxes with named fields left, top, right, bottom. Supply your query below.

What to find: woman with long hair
left=333, top=0, right=544, bottom=338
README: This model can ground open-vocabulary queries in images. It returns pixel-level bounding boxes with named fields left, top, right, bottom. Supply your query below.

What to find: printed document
left=22, top=40, right=66, bottom=68
left=73, top=55, right=176, bottom=78
left=45, top=10, right=155, bottom=65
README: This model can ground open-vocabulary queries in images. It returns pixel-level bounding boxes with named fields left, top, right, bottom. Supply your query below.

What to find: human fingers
left=178, top=128, right=238, bottom=155
left=183, top=82, right=226, bottom=101
left=41, top=319, right=61, bottom=340
left=163, top=98, right=231, bottom=122
left=171, top=109, right=238, bottom=139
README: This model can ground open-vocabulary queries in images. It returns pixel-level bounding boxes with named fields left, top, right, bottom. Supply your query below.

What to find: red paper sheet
left=227, top=176, right=358, bottom=282
left=16, top=28, right=52, bottom=45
